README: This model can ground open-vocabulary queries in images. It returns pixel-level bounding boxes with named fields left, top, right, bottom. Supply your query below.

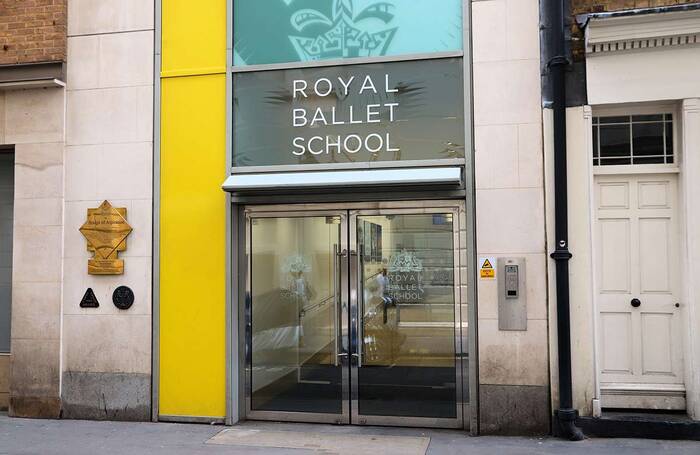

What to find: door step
left=577, top=411, right=700, bottom=440
left=600, top=383, right=686, bottom=410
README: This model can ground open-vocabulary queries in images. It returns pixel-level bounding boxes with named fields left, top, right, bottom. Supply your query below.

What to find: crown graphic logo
left=289, top=0, right=397, bottom=61
left=281, top=254, right=312, bottom=274
left=388, top=249, right=423, bottom=273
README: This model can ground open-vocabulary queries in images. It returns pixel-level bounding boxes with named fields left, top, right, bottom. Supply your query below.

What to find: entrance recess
left=243, top=203, right=467, bottom=428
left=594, top=174, right=685, bottom=409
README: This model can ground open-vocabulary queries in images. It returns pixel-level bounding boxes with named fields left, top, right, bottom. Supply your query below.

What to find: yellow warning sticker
left=479, top=257, right=495, bottom=279
left=480, top=269, right=494, bottom=278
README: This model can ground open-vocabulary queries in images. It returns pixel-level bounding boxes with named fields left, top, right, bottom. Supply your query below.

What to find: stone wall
left=472, top=0, right=551, bottom=435
left=0, top=0, right=66, bottom=65
left=0, top=0, right=67, bottom=416
left=1, top=0, right=153, bottom=419
left=0, top=86, right=66, bottom=418
left=60, top=0, right=154, bottom=421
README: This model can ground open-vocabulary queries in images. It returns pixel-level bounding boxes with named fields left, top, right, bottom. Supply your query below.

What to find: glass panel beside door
left=245, top=205, right=465, bottom=428
left=352, top=213, right=459, bottom=424
left=248, top=213, right=349, bottom=423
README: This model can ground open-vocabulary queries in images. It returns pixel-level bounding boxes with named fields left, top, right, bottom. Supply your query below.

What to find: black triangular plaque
left=80, top=288, right=99, bottom=308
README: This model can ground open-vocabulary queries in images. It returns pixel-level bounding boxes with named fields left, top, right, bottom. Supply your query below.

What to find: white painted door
left=594, top=173, right=685, bottom=410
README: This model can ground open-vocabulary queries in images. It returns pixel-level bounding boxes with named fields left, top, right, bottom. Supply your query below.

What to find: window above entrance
left=233, top=0, right=464, bottom=66
left=232, top=58, right=465, bottom=168
left=229, top=1, right=470, bottom=175
left=592, top=114, right=674, bottom=166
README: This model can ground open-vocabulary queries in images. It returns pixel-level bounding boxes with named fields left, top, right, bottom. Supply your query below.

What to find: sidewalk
left=1, top=414, right=698, bottom=454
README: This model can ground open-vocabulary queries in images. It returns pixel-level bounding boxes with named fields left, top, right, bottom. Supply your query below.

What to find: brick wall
left=0, top=0, right=66, bottom=66
left=572, top=0, right=697, bottom=14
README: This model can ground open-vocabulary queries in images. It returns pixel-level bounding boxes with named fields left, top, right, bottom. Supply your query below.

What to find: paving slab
left=207, top=428, right=430, bottom=454
left=1, top=414, right=699, bottom=455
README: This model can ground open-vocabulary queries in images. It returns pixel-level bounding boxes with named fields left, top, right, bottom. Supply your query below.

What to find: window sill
left=592, top=164, right=680, bottom=175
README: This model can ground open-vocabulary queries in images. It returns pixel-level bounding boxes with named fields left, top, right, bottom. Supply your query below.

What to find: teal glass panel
left=234, top=0, right=463, bottom=66
left=233, top=58, right=465, bottom=167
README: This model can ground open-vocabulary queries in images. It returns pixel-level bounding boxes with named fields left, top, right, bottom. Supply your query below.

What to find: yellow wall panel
left=161, top=0, right=227, bottom=77
left=159, top=74, right=226, bottom=417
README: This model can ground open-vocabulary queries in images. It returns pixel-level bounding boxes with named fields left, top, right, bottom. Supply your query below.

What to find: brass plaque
left=79, top=200, right=133, bottom=275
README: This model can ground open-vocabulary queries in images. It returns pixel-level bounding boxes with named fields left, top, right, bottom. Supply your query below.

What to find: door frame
left=592, top=172, right=685, bottom=409
left=237, top=200, right=471, bottom=429
left=588, top=103, right=689, bottom=412
left=348, top=206, right=466, bottom=428
left=243, top=209, right=350, bottom=425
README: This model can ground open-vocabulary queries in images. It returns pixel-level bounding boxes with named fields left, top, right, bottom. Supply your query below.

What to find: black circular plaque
left=112, top=286, right=134, bottom=310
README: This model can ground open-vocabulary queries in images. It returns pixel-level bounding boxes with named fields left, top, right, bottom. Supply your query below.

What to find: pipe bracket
left=550, top=248, right=573, bottom=261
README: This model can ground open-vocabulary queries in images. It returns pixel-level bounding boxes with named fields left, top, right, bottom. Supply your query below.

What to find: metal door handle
left=349, top=247, right=363, bottom=368
left=357, top=245, right=364, bottom=368
left=631, top=298, right=641, bottom=308
left=333, top=245, right=350, bottom=367
left=333, top=244, right=339, bottom=366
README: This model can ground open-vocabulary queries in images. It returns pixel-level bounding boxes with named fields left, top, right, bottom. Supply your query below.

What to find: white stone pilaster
left=681, top=98, right=700, bottom=420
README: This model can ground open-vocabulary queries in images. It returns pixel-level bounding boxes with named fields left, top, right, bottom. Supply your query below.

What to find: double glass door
left=244, top=204, right=467, bottom=428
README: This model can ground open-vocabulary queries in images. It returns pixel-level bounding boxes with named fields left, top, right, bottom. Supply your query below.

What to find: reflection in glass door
left=351, top=211, right=461, bottom=427
left=247, top=213, right=349, bottom=423
left=245, top=205, right=465, bottom=428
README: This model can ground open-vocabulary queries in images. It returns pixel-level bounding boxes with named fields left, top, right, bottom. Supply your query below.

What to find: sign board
left=233, top=58, right=465, bottom=167
left=79, top=200, right=132, bottom=275
left=113, top=286, right=135, bottom=310
left=479, top=257, right=495, bottom=279
left=79, top=288, right=99, bottom=308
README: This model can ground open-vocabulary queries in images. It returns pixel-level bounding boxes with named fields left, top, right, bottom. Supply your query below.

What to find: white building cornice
left=585, top=8, right=700, bottom=55
left=683, top=98, right=700, bottom=114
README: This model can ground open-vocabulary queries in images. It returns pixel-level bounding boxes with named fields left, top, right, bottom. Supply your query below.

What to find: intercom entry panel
left=498, top=257, right=527, bottom=331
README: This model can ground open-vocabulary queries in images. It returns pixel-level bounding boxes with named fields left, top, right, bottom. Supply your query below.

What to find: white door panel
left=599, top=181, right=630, bottom=209
left=638, top=217, right=671, bottom=293
left=599, top=219, right=631, bottom=293
left=594, top=173, right=685, bottom=410
left=600, top=312, right=633, bottom=375
left=640, top=312, right=674, bottom=376
left=638, top=181, right=670, bottom=208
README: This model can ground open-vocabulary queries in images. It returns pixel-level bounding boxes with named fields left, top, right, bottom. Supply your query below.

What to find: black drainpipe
left=546, top=0, right=585, bottom=441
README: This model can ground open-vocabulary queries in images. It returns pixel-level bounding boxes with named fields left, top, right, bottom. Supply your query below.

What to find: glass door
left=349, top=209, right=464, bottom=428
left=244, top=204, right=465, bottom=428
left=246, top=211, right=350, bottom=424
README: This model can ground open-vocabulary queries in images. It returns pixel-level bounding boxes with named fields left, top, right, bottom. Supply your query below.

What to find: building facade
left=561, top=0, right=700, bottom=425
left=0, top=0, right=698, bottom=438
left=0, top=0, right=153, bottom=418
